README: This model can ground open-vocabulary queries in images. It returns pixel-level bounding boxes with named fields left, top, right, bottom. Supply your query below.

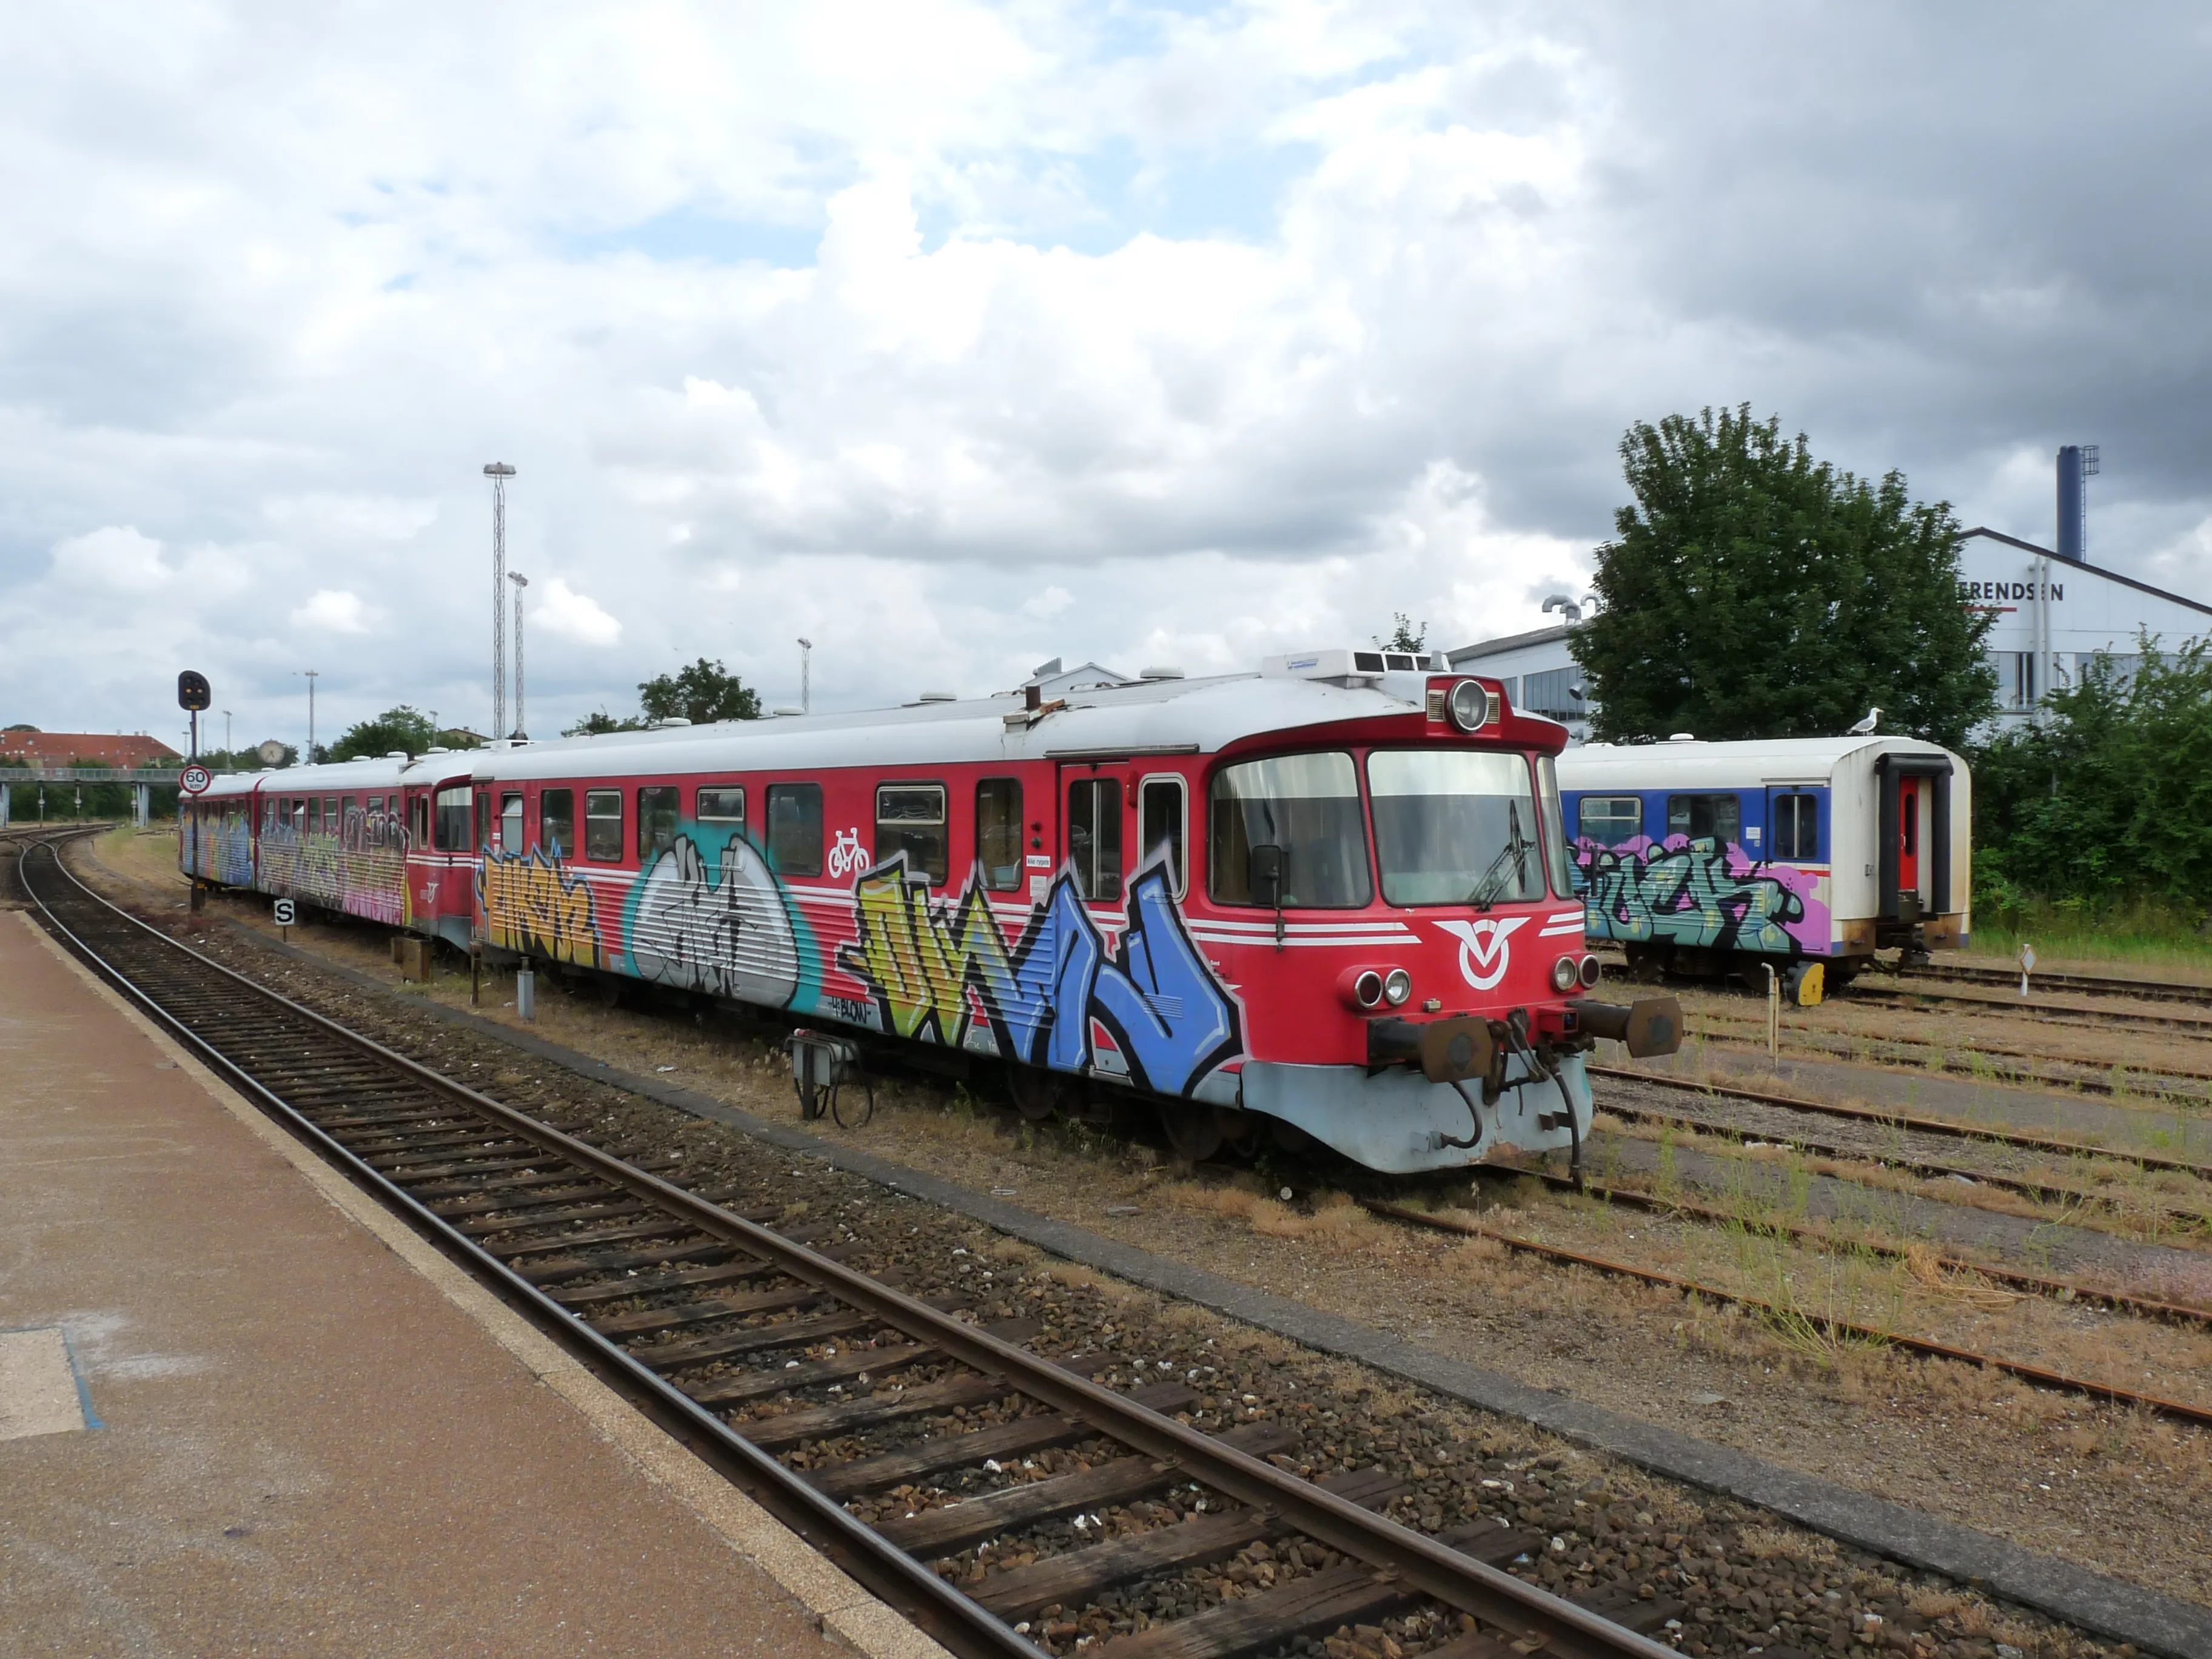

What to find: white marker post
left=2019, top=942, right=2037, bottom=999
left=273, top=897, right=295, bottom=942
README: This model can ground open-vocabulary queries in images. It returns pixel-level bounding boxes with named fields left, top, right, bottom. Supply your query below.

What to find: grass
left=1969, top=892, right=2212, bottom=979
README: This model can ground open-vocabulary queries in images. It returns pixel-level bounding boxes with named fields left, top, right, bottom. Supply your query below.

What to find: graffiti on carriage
left=260, top=802, right=406, bottom=925
left=480, top=847, right=607, bottom=968
left=839, top=854, right=1244, bottom=1096
left=1575, top=835, right=1825, bottom=955
left=627, top=832, right=802, bottom=1004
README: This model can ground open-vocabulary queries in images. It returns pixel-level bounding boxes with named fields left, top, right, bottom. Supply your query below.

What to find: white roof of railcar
left=1557, top=735, right=1962, bottom=790
left=460, top=669, right=1512, bottom=785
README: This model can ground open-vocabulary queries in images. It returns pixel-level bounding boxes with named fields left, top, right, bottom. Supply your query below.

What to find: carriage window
left=434, top=786, right=472, bottom=851
left=306, top=797, right=321, bottom=835
left=324, top=797, right=339, bottom=834
left=584, top=789, right=624, bottom=861
left=876, top=783, right=947, bottom=883
left=341, top=796, right=358, bottom=840
left=1067, top=777, right=1123, bottom=902
left=500, top=791, right=525, bottom=856
left=766, top=783, right=823, bottom=876
left=976, top=779, right=1023, bottom=892
left=697, top=785, right=745, bottom=823
left=1368, top=749, right=1543, bottom=907
left=638, top=786, right=680, bottom=862
left=1140, top=776, right=1186, bottom=896
left=1577, top=796, right=1643, bottom=845
left=412, top=795, right=430, bottom=849
left=540, top=788, right=575, bottom=858
left=1667, top=793, right=1741, bottom=844
left=475, top=791, right=491, bottom=850
left=1210, top=751, right=1370, bottom=909
left=294, top=798, right=307, bottom=834
left=1772, top=794, right=1820, bottom=861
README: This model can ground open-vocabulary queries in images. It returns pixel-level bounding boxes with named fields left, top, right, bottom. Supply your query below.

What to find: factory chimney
left=2056, top=443, right=2099, bottom=562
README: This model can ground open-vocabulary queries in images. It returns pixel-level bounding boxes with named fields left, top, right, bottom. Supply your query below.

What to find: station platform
left=0, top=910, right=936, bottom=1658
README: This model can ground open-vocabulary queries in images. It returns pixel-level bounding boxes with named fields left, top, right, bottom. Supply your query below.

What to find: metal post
left=1763, top=963, right=1779, bottom=1063
left=0, top=782, right=9, bottom=828
left=135, top=783, right=150, bottom=829
left=509, top=571, right=529, bottom=739
left=485, top=463, right=516, bottom=740
left=799, top=637, right=813, bottom=714
left=297, top=669, right=319, bottom=759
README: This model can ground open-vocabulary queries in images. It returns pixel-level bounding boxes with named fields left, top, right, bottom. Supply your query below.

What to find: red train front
left=457, top=648, right=1680, bottom=1175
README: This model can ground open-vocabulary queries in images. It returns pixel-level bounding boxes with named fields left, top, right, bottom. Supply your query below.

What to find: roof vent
left=426, top=745, right=450, bottom=754
left=648, top=717, right=692, bottom=729
left=771, top=706, right=805, bottom=718
left=384, top=751, right=409, bottom=760
left=1668, top=732, right=1697, bottom=743
left=1030, top=656, right=1064, bottom=679
left=1139, top=665, right=1185, bottom=680
left=918, top=691, right=957, bottom=703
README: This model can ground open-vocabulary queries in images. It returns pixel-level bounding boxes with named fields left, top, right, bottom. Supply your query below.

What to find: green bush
left=1973, top=637, right=2212, bottom=922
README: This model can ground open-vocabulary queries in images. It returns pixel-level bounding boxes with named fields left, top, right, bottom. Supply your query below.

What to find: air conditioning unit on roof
left=1260, top=648, right=1450, bottom=684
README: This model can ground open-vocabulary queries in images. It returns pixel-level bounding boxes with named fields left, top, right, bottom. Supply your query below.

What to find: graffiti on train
left=628, top=831, right=802, bottom=1005
left=260, top=804, right=406, bottom=927
left=480, top=848, right=605, bottom=968
left=1574, top=836, right=1825, bottom=955
left=839, top=854, right=1244, bottom=1096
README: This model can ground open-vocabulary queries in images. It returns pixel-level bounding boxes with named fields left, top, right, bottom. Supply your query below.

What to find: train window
left=875, top=783, right=947, bottom=883
left=976, top=779, right=1023, bottom=892
left=294, top=798, right=307, bottom=834
left=434, top=786, right=472, bottom=851
left=500, top=792, right=525, bottom=856
left=637, top=786, right=680, bottom=862
left=1578, top=796, right=1643, bottom=845
left=1368, top=749, right=1542, bottom=907
left=1067, top=777, right=1124, bottom=902
left=1535, top=756, right=1578, bottom=900
left=697, top=785, right=745, bottom=823
left=475, top=791, right=492, bottom=850
left=1140, top=776, right=1187, bottom=896
left=584, top=790, right=624, bottom=861
left=1772, top=794, right=1820, bottom=861
left=541, top=789, right=575, bottom=859
left=306, top=797, right=321, bottom=835
left=1210, top=751, right=1370, bottom=909
left=766, top=783, right=823, bottom=876
left=1667, top=794, right=1740, bottom=845
left=324, top=797, right=340, bottom=835
left=413, top=795, right=431, bottom=850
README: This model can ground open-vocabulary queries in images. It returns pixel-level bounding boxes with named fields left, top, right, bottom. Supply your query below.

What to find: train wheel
left=1006, top=1062, right=1062, bottom=1123
left=1160, top=1102, right=1224, bottom=1163
left=1212, top=1106, right=1264, bottom=1160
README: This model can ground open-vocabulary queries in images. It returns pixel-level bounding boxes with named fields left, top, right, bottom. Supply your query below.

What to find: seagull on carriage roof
left=1846, top=706, right=1883, bottom=735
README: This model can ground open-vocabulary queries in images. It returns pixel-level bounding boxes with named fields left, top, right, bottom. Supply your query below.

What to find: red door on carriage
left=1897, top=776, right=1921, bottom=907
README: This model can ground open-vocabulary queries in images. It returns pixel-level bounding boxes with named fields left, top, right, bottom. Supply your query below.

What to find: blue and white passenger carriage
left=1557, top=736, right=1972, bottom=1001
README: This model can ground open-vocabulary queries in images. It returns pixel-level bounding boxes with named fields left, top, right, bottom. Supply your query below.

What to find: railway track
left=1893, top=959, right=2212, bottom=1007
left=21, top=836, right=1676, bottom=1659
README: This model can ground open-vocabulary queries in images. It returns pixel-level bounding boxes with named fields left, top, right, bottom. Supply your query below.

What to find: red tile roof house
left=0, top=732, right=183, bottom=767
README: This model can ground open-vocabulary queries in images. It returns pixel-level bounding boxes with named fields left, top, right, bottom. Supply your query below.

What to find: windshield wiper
left=1466, top=801, right=1531, bottom=911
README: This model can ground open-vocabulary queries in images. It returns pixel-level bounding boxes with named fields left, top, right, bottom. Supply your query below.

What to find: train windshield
left=1210, top=751, right=1371, bottom=908
left=1366, top=749, right=1544, bottom=907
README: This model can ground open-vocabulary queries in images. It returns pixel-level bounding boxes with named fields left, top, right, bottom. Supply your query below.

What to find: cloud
left=291, top=589, right=375, bottom=633
left=4, top=4, right=2212, bottom=743
left=532, top=577, right=622, bottom=646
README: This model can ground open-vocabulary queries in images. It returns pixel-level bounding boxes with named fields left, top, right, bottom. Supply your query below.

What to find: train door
left=1897, top=777, right=1922, bottom=910
left=1059, top=763, right=1130, bottom=909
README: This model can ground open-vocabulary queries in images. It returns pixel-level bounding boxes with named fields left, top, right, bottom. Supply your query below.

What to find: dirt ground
left=90, top=828, right=2212, bottom=1614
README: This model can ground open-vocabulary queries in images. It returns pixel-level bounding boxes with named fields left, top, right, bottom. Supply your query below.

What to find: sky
left=4, top=2, right=2210, bottom=754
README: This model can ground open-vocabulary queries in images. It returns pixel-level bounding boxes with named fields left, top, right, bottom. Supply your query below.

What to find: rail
left=21, top=838, right=1672, bottom=1659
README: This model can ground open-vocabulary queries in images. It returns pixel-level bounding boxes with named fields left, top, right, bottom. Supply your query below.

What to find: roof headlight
left=1446, top=679, right=1492, bottom=733
left=1382, top=968, right=1413, bottom=1006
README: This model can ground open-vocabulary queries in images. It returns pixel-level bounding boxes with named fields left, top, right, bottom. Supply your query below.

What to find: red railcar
left=463, top=652, right=1677, bottom=1173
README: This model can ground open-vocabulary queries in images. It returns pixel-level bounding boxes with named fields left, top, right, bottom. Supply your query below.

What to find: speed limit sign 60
left=179, top=764, right=212, bottom=795
left=273, top=898, right=296, bottom=928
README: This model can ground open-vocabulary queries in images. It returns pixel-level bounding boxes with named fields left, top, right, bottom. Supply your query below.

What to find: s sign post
left=178, top=671, right=212, bottom=760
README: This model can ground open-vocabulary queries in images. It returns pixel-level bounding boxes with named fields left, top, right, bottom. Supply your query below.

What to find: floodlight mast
left=509, top=572, right=529, bottom=739
left=797, top=637, right=813, bottom=714
left=484, top=463, right=516, bottom=740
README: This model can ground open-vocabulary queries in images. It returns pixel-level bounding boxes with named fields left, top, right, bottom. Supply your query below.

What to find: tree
left=565, top=709, right=647, bottom=737
left=1972, top=638, right=2212, bottom=909
left=1376, top=614, right=1427, bottom=652
left=328, top=706, right=439, bottom=762
left=1571, top=406, right=1996, bottom=750
left=4, top=722, right=36, bottom=732
left=637, top=658, right=761, bottom=725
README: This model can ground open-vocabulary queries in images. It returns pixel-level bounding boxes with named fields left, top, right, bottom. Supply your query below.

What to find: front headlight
left=1382, top=968, right=1413, bottom=1006
left=1550, top=955, right=1580, bottom=993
